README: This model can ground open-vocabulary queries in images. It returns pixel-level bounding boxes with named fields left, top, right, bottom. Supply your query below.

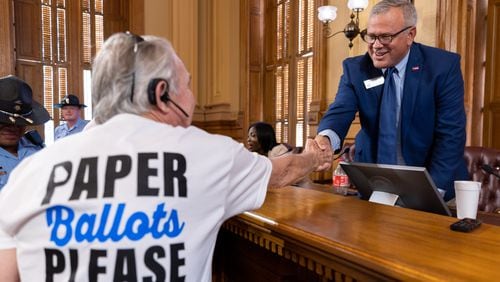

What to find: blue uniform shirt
left=0, top=137, right=42, bottom=191
left=54, top=118, right=89, bottom=141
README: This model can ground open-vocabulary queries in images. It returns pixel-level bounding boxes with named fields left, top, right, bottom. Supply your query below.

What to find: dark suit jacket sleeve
left=317, top=59, right=359, bottom=144
left=425, top=53, right=467, bottom=198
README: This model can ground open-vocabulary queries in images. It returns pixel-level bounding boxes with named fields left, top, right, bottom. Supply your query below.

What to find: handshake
left=303, top=135, right=335, bottom=172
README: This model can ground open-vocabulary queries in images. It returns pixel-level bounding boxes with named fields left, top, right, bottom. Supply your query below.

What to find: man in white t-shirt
left=0, top=32, right=331, bottom=282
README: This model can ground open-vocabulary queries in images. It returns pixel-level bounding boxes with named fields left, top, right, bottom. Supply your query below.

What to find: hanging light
left=318, top=0, right=369, bottom=48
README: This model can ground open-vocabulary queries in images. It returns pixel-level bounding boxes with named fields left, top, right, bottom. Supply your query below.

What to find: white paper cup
left=454, top=181, right=481, bottom=219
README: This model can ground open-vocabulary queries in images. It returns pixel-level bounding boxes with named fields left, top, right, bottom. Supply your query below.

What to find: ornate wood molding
left=191, top=103, right=244, bottom=140
left=221, top=216, right=393, bottom=281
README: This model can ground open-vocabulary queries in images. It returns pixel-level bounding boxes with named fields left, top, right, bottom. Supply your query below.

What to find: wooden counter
left=214, top=186, right=500, bottom=281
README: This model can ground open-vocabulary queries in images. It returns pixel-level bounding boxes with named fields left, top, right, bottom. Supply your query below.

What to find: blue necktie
left=377, top=67, right=398, bottom=164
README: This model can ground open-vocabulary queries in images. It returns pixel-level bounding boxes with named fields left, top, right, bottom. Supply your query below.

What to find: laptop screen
left=340, top=162, right=452, bottom=216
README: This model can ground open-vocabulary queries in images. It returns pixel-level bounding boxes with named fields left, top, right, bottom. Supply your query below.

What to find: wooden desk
left=215, top=186, right=500, bottom=281
left=305, top=183, right=500, bottom=226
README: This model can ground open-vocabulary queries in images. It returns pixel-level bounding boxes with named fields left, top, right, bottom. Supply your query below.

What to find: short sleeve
left=223, top=143, right=272, bottom=219
left=0, top=191, right=16, bottom=249
left=0, top=226, right=15, bottom=249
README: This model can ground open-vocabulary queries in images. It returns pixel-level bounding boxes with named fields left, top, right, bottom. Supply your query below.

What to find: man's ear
left=154, top=80, right=169, bottom=112
left=407, top=27, right=417, bottom=43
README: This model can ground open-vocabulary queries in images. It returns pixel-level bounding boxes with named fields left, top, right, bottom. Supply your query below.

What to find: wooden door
left=484, top=0, right=500, bottom=148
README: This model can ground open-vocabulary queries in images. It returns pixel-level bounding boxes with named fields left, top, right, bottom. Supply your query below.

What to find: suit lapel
left=401, top=43, right=423, bottom=143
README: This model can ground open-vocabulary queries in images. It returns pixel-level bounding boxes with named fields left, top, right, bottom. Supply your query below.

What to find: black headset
left=147, top=78, right=189, bottom=117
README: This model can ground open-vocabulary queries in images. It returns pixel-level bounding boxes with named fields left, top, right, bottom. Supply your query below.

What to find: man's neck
left=65, top=118, right=79, bottom=129
left=1, top=144, right=19, bottom=157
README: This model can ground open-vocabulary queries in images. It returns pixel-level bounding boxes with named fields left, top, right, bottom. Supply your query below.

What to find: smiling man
left=0, top=75, right=50, bottom=190
left=315, top=0, right=468, bottom=201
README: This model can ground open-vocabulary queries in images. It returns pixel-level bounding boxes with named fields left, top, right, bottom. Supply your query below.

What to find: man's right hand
left=314, top=135, right=333, bottom=171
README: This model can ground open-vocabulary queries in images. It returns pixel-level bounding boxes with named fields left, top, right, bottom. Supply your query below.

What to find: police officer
left=54, top=94, right=89, bottom=140
left=0, top=75, right=50, bottom=190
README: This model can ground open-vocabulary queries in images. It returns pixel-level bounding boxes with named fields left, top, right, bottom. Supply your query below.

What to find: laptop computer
left=340, top=162, right=452, bottom=216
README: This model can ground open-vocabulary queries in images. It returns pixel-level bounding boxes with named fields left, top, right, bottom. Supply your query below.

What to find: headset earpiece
left=147, top=78, right=169, bottom=105
left=146, top=78, right=189, bottom=118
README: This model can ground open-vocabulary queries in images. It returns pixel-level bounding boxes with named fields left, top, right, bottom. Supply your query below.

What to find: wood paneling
left=436, top=0, right=478, bottom=146
left=130, top=0, right=144, bottom=35
left=192, top=103, right=244, bottom=141
left=16, top=63, right=42, bottom=104
left=14, top=0, right=41, bottom=61
left=170, top=0, right=198, bottom=107
left=248, top=0, right=265, bottom=126
left=105, top=0, right=128, bottom=36
left=0, top=0, right=15, bottom=76
left=104, top=0, right=143, bottom=37
left=16, top=62, right=45, bottom=136
left=13, top=0, right=44, bottom=132
left=484, top=0, right=500, bottom=148
left=262, top=1, right=276, bottom=124
left=472, top=0, right=488, bottom=145
left=215, top=230, right=323, bottom=281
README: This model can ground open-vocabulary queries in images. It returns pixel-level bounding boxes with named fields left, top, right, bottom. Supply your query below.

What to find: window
left=39, top=0, right=103, bottom=143
left=81, top=0, right=104, bottom=120
left=273, top=0, right=316, bottom=147
left=41, top=0, right=68, bottom=143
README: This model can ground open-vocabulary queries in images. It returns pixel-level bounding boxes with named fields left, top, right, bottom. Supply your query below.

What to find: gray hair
left=91, top=33, right=180, bottom=124
left=370, top=0, right=417, bottom=27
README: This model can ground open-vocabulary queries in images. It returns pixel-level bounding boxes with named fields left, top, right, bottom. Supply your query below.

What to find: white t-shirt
left=0, top=114, right=271, bottom=282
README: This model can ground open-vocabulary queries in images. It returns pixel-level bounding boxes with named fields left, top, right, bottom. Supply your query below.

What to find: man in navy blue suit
left=315, top=0, right=468, bottom=201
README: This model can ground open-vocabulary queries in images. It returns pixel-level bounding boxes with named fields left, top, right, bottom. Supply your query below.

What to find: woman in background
left=247, top=122, right=313, bottom=187
left=247, top=122, right=278, bottom=156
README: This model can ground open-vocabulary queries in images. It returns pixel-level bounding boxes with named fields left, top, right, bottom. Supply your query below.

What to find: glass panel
left=296, top=59, right=304, bottom=146
left=283, top=64, right=289, bottom=120
left=283, top=121, right=289, bottom=144
left=298, top=0, right=305, bottom=53
left=95, top=15, right=104, bottom=54
left=296, top=59, right=304, bottom=120
left=41, top=0, right=52, bottom=5
left=44, top=120, right=55, bottom=146
left=284, top=1, right=290, bottom=58
left=277, top=4, right=283, bottom=60
left=58, top=67, right=67, bottom=102
left=41, top=5, right=52, bottom=61
left=306, top=0, right=314, bottom=50
left=83, top=70, right=93, bottom=120
left=82, top=0, right=90, bottom=11
left=95, top=0, right=103, bottom=14
left=276, top=69, right=282, bottom=120
left=56, top=8, right=66, bottom=62
left=56, top=0, right=65, bottom=8
left=275, top=122, right=282, bottom=143
left=296, top=122, right=304, bottom=146
left=306, top=55, right=313, bottom=140
left=43, top=66, right=54, bottom=118
left=82, top=12, right=91, bottom=64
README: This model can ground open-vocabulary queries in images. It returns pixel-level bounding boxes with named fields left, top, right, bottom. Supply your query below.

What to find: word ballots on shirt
left=41, top=152, right=189, bottom=281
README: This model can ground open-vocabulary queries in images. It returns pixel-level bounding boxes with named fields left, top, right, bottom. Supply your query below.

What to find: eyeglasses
left=361, top=26, right=413, bottom=45
left=126, top=31, right=145, bottom=102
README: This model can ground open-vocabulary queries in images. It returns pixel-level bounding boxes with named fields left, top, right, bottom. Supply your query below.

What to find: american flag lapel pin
left=411, top=65, right=420, bottom=72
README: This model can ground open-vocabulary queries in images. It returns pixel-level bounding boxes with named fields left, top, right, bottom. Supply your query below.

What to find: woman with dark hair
left=247, top=122, right=278, bottom=156
left=247, top=122, right=314, bottom=187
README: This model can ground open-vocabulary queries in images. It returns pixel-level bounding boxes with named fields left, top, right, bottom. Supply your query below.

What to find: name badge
left=363, top=76, right=384, bottom=89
